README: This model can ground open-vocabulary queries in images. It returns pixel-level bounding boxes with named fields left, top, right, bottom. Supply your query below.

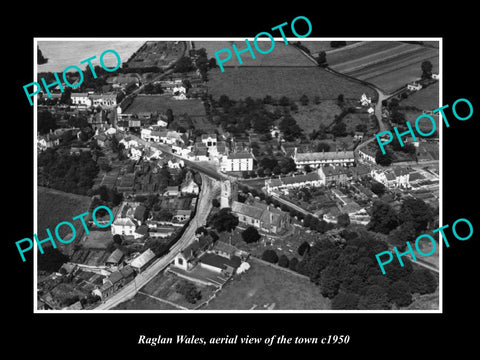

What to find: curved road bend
left=95, top=173, right=219, bottom=310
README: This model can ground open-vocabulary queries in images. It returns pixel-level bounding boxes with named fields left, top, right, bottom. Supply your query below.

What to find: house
left=370, top=168, right=410, bottom=189
left=360, top=93, right=372, bottom=106
left=201, top=133, right=217, bottom=148
left=130, top=249, right=156, bottom=273
left=407, top=82, right=423, bottom=91
left=111, top=217, right=137, bottom=237
left=172, top=235, right=215, bottom=271
left=319, top=166, right=351, bottom=185
left=168, top=158, right=184, bottom=169
left=90, top=93, right=117, bottom=107
left=353, top=132, right=364, bottom=141
left=96, top=133, right=108, bottom=147
left=149, top=227, right=175, bottom=238
left=231, top=199, right=290, bottom=234
left=181, top=177, right=199, bottom=195
left=164, top=186, right=180, bottom=197
left=71, top=93, right=92, bottom=107
left=293, top=149, right=355, bottom=168
left=265, top=171, right=325, bottom=194
left=221, top=151, right=254, bottom=172
left=92, top=265, right=135, bottom=299
left=105, top=249, right=125, bottom=269
left=37, top=131, right=60, bottom=151
left=197, top=252, right=241, bottom=276
left=173, top=209, right=191, bottom=222
left=357, top=148, right=376, bottom=164
left=431, top=73, right=440, bottom=80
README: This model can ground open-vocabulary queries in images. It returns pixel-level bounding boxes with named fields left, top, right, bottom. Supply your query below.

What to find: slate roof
left=198, top=253, right=241, bottom=270
left=295, top=151, right=354, bottom=162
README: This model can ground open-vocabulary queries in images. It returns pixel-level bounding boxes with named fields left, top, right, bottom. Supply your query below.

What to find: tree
left=279, top=115, right=302, bottom=141
left=262, top=249, right=279, bottom=264
left=337, top=94, right=344, bottom=105
left=38, top=110, right=57, bottom=134
left=389, top=222, right=417, bottom=248
left=368, top=201, right=398, bottom=234
left=241, top=226, right=261, bottom=244
left=370, top=182, right=386, bottom=196
left=209, top=208, right=239, bottom=232
left=174, top=56, right=194, bottom=73
left=375, top=149, right=393, bottom=166
left=316, top=51, right=327, bottom=66
left=38, top=46, right=48, bottom=64
left=279, top=96, right=290, bottom=106
left=211, top=198, right=220, bottom=208
left=408, top=269, right=437, bottom=295
left=37, top=247, right=69, bottom=272
left=299, top=94, right=309, bottom=106
left=316, top=142, right=330, bottom=152
left=278, top=254, right=290, bottom=268
left=388, top=280, right=413, bottom=307
left=175, top=281, right=202, bottom=304
left=298, top=241, right=311, bottom=256
left=337, top=213, right=350, bottom=228
left=304, top=164, right=312, bottom=173
left=355, top=123, right=367, bottom=133
left=332, top=121, right=347, bottom=137
left=332, top=291, right=360, bottom=310
left=421, top=60, right=433, bottom=79
left=391, top=110, right=406, bottom=124
left=398, top=198, right=434, bottom=233
left=289, top=257, right=299, bottom=272
left=165, top=108, right=174, bottom=124
left=358, top=285, right=390, bottom=310
left=113, top=234, right=123, bottom=245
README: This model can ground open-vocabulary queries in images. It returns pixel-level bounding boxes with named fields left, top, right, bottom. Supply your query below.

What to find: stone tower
left=220, top=179, right=238, bottom=209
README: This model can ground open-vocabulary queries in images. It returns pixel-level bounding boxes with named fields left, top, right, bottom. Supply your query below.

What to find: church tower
left=220, top=179, right=238, bottom=208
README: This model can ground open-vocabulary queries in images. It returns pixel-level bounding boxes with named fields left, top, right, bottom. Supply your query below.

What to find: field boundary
left=250, top=256, right=310, bottom=280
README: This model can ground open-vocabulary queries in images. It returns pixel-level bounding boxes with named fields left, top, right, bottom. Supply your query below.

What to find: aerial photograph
left=34, top=38, right=440, bottom=311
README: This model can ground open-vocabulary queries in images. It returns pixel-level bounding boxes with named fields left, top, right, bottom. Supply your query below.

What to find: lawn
left=37, top=187, right=92, bottom=256
left=207, top=67, right=376, bottom=101
left=202, top=258, right=331, bottom=310
left=123, top=95, right=206, bottom=117
left=327, top=42, right=405, bottom=66
left=194, top=40, right=315, bottom=67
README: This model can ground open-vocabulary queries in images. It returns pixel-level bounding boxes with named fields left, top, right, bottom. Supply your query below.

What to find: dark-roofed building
left=173, top=235, right=215, bottom=271
left=92, top=265, right=135, bottom=300
left=105, top=249, right=124, bottom=268
left=231, top=199, right=290, bottom=234
left=198, top=253, right=241, bottom=276
left=319, top=166, right=351, bottom=185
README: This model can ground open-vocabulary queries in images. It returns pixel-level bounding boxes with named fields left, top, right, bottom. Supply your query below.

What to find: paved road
left=95, top=173, right=219, bottom=310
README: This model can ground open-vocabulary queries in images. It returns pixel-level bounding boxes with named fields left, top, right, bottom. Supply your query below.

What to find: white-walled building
left=293, top=149, right=355, bottom=168
left=221, top=151, right=254, bottom=172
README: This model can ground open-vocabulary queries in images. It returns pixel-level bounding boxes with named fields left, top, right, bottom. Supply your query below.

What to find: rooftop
left=295, top=151, right=355, bottom=162
left=198, top=253, right=241, bottom=270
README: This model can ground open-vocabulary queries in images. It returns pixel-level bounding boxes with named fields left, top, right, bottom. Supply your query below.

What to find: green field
left=113, top=293, right=179, bottom=310
left=202, top=258, right=331, bottom=310
left=123, top=95, right=206, bottom=117
left=207, top=67, right=376, bottom=101
left=194, top=40, right=315, bottom=67
left=37, top=187, right=92, bottom=255
left=402, top=82, right=440, bottom=110
left=291, top=100, right=342, bottom=133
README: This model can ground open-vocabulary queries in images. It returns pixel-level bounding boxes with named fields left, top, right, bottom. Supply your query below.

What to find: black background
left=6, top=4, right=478, bottom=356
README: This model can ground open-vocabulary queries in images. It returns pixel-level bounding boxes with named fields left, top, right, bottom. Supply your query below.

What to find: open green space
left=207, top=67, right=376, bottom=101
left=202, top=259, right=331, bottom=310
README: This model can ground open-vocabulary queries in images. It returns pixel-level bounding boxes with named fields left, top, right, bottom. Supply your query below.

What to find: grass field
left=327, top=41, right=439, bottom=93
left=194, top=40, right=315, bottom=67
left=292, top=100, right=343, bottom=133
left=207, top=67, right=376, bottom=101
left=402, top=82, right=440, bottom=110
left=113, top=293, right=179, bottom=310
left=123, top=95, right=206, bottom=117
left=37, top=187, right=92, bottom=255
left=202, top=258, right=331, bottom=310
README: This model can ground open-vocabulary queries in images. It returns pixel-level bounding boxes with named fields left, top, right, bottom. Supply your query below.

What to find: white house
left=167, top=158, right=184, bottom=169
left=431, top=73, right=440, bottom=80
left=265, top=171, right=325, bottom=195
left=360, top=93, right=372, bottom=106
left=407, top=82, right=423, bottom=91
left=71, top=93, right=92, bottom=107
left=90, top=94, right=117, bottom=107
left=221, top=151, right=254, bottom=172
left=128, top=147, right=143, bottom=161
left=111, top=218, right=136, bottom=237
left=181, top=178, right=199, bottom=195
left=293, top=149, right=355, bottom=168
left=370, top=168, right=410, bottom=189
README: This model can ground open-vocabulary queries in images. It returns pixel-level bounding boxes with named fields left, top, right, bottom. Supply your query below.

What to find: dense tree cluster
left=175, top=281, right=202, bottom=304
left=38, top=149, right=99, bottom=195
left=296, top=230, right=437, bottom=309
left=208, top=208, right=239, bottom=233
left=241, top=226, right=261, bottom=244
left=38, top=247, right=69, bottom=273
left=279, top=114, right=303, bottom=141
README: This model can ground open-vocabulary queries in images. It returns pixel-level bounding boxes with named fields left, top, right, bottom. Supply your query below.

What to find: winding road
left=95, top=172, right=219, bottom=310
